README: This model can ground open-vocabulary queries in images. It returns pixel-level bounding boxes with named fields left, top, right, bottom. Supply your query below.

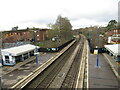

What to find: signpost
left=94, top=49, right=98, bottom=55
left=94, top=47, right=99, bottom=67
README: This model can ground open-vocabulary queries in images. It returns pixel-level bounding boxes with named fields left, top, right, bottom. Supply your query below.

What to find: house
left=105, top=29, right=120, bottom=36
left=105, top=30, right=120, bottom=44
left=2, top=28, right=49, bottom=43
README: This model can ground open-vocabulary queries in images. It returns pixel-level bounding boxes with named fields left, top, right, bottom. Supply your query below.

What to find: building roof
left=3, top=28, right=48, bottom=33
left=1, top=44, right=37, bottom=56
left=104, top=44, right=120, bottom=56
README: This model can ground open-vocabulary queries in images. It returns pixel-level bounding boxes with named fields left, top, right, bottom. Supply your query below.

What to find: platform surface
left=1, top=52, right=56, bottom=88
left=88, top=53, right=119, bottom=89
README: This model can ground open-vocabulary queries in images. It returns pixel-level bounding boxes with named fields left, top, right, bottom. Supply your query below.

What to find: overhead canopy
left=104, top=44, right=120, bottom=56
left=1, top=44, right=38, bottom=56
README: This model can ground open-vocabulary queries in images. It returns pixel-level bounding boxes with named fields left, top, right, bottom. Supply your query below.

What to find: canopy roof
left=1, top=44, right=37, bottom=56
left=104, top=44, right=120, bottom=56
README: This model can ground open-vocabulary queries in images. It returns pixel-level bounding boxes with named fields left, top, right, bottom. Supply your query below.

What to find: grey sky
left=0, top=0, right=119, bottom=31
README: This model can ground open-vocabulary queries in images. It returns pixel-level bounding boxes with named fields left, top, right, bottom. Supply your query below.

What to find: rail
left=10, top=40, right=76, bottom=89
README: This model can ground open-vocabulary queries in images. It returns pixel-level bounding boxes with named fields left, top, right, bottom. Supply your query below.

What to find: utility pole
left=34, top=31, right=39, bottom=64
left=58, top=16, right=61, bottom=47
left=58, top=31, right=60, bottom=47
left=96, top=27, right=100, bottom=68
left=116, top=30, right=118, bottom=44
left=0, top=31, right=2, bottom=89
left=89, top=30, right=92, bottom=50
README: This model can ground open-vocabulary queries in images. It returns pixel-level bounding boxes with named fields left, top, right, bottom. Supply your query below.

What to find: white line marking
left=103, top=54, right=120, bottom=80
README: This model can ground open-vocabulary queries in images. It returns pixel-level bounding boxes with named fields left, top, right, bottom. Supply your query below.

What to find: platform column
left=28, top=52, right=30, bottom=58
left=21, top=54, right=24, bottom=61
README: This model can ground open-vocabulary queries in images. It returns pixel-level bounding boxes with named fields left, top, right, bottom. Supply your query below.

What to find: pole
left=96, top=51, right=99, bottom=67
left=58, top=31, right=60, bottom=46
left=96, top=27, right=100, bottom=68
left=0, top=32, right=2, bottom=89
left=116, top=30, right=117, bottom=44
left=34, top=31, right=38, bottom=64
left=58, top=16, right=61, bottom=47
left=89, top=31, right=92, bottom=49
left=35, top=47, right=38, bottom=64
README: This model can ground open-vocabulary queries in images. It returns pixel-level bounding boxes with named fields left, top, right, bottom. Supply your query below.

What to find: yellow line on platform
left=103, top=54, right=120, bottom=80
left=116, top=62, right=120, bottom=66
left=17, top=62, right=22, bottom=65
left=86, top=41, right=89, bottom=89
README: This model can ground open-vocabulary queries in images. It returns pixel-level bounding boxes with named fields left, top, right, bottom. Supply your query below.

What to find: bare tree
left=12, top=26, right=18, bottom=31
left=53, top=15, right=72, bottom=31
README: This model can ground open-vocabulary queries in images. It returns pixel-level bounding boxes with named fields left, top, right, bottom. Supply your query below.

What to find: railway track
left=60, top=37, right=84, bottom=89
left=22, top=39, right=78, bottom=89
left=11, top=35, right=87, bottom=89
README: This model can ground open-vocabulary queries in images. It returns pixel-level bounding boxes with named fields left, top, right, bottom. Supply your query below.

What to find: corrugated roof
left=104, top=44, right=120, bottom=56
left=1, top=44, right=37, bottom=56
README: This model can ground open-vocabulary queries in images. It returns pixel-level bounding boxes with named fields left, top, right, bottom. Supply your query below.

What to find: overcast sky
left=0, top=0, right=119, bottom=31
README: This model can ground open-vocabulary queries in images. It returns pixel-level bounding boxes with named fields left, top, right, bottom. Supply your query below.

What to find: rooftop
left=104, top=44, right=120, bottom=56
left=1, top=44, right=37, bottom=56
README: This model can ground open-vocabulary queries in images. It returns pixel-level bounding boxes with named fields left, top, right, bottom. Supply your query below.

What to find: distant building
left=2, top=28, right=49, bottom=43
left=105, top=29, right=120, bottom=37
left=105, top=30, right=120, bottom=44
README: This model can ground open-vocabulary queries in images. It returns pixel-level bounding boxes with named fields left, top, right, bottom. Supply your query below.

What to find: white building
left=1, top=44, right=38, bottom=65
left=105, top=44, right=120, bottom=61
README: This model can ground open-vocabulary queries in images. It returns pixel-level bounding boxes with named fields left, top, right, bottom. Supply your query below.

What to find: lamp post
left=0, top=31, right=2, bottom=89
left=96, top=46, right=99, bottom=67
left=58, top=16, right=61, bottom=48
left=116, top=30, right=118, bottom=44
left=58, top=30, right=60, bottom=47
left=89, top=30, right=92, bottom=51
left=96, top=27, right=100, bottom=68
left=34, top=31, right=39, bottom=64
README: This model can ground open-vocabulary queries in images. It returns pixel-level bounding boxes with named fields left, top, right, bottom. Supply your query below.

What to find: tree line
left=47, top=15, right=73, bottom=43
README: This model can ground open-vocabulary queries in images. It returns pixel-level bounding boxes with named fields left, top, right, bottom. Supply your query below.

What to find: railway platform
left=1, top=52, right=57, bottom=88
left=103, top=53, right=120, bottom=79
left=2, top=40, right=76, bottom=88
left=1, top=52, right=56, bottom=75
left=88, top=52, right=119, bottom=88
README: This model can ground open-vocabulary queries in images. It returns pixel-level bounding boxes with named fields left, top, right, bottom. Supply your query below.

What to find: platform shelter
left=104, top=44, right=120, bottom=61
left=1, top=44, right=38, bottom=65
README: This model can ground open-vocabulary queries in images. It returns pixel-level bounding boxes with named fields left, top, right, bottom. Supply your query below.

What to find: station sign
left=52, top=48, right=56, bottom=51
left=94, top=49, right=98, bottom=54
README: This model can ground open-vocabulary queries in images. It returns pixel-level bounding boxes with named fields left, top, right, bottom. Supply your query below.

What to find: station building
left=1, top=44, right=38, bottom=65
left=104, top=44, right=120, bottom=61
